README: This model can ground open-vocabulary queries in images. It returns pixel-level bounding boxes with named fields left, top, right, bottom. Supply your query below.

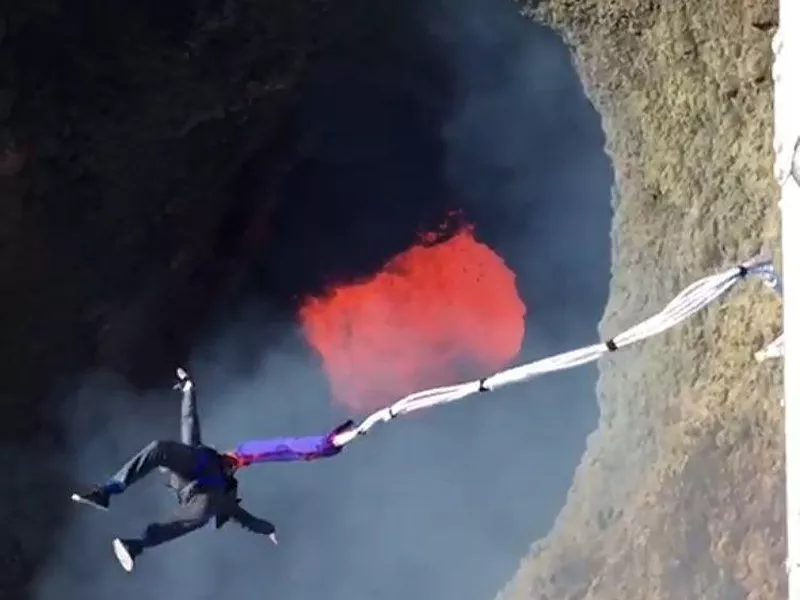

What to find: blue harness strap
left=192, top=448, right=229, bottom=490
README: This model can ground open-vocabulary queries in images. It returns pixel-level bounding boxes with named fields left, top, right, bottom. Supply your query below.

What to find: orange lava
left=298, top=216, right=526, bottom=413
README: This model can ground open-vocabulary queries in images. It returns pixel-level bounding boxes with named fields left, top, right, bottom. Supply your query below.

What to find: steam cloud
left=33, top=1, right=611, bottom=600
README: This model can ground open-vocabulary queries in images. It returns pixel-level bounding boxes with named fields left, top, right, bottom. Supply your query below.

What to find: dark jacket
left=178, top=382, right=276, bottom=537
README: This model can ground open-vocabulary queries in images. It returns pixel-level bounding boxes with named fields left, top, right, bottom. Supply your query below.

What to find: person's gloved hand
left=173, top=367, right=193, bottom=392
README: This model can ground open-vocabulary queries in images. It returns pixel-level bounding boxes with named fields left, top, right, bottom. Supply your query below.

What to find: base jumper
left=71, top=367, right=357, bottom=572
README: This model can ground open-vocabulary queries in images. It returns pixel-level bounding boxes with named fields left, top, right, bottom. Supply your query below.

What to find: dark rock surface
left=0, top=1, right=390, bottom=595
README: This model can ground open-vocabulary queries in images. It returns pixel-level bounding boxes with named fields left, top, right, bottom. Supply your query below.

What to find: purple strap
left=232, top=420, right=356, bottom=465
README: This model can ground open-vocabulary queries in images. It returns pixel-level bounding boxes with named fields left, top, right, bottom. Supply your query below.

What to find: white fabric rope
left=331, top=256, right=780, bottom=447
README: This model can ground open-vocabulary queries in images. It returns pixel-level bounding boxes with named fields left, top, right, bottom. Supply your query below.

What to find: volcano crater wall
left=498, top=0, right=785, bottom=599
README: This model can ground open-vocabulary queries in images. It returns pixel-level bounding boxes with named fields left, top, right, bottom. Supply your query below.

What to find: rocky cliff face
left=499, top=0, right=784, bottom=598
left=0, top=2, right=388, bottom=596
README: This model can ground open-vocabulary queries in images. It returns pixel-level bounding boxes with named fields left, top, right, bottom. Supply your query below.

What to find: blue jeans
left=106, top=440, right=227, bottom=549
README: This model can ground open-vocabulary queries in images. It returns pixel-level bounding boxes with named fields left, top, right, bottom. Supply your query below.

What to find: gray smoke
left=33, top=1, right=611, bottom=600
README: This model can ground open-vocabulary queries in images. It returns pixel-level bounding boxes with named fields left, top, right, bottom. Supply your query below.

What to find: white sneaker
left=113, top=538, right=135, bottom=572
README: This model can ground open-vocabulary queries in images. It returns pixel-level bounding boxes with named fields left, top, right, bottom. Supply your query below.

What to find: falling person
left=71, top=367, right=357, bottom=572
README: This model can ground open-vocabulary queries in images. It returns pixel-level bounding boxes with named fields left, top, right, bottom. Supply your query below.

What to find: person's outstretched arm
left=176, top=367, right=202, bottom=446
left=229, top=504, right=278, bottom=543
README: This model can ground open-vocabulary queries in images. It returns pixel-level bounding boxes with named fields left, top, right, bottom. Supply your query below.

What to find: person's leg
left=72, top=440, right=204, bottom=510
left=108, top=439, right=204, bottom=489
left=112, top=493, right=214, bottom=571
